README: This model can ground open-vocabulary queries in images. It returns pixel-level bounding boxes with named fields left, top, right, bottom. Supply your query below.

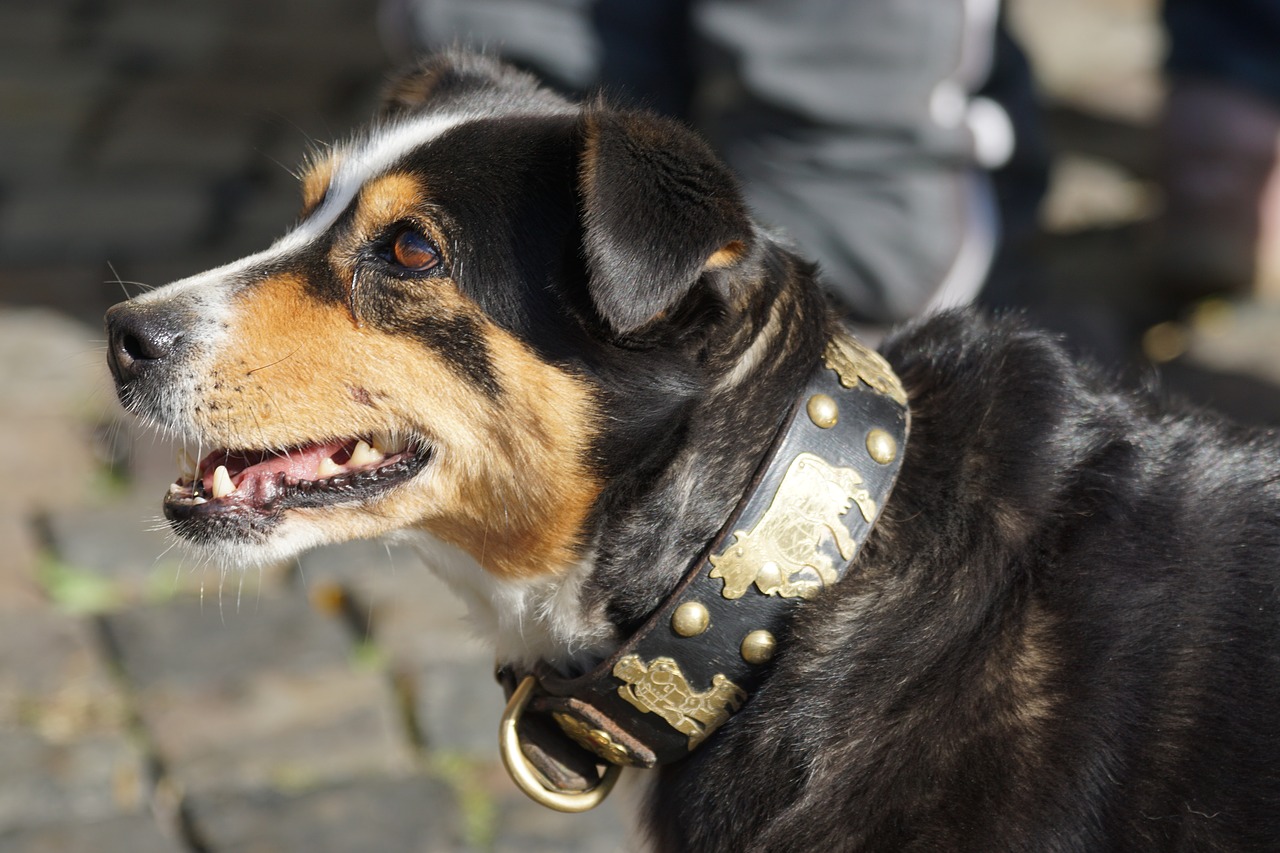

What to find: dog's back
left=648, top=311, right=1280, bottom=852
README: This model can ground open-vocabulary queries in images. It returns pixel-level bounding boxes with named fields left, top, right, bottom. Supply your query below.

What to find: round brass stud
left=866, top=428, right=897, bottom=464
left=672, top=601, right=710, bottom=638
left=740, top=629, right=777, bottom=665
left=807, top=394, right=839, bottom=429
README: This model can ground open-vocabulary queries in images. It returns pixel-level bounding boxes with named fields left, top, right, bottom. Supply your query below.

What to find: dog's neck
left=407, top=252, right=834, bottom=673
left=577, top=258, right=835, bottom=660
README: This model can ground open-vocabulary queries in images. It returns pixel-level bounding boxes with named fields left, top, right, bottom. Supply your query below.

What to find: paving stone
left=43, top=501, right=208, bottom=602
left=94, top=77, right=281, bottom=176
left=413, top=660, right=503, bottom=758
left=0, top=610, right=124, bottom=734
left=0, top=415, right=100, bottom=515
left=186, top=775, right=465, bottom=853
left=0, top=729, right=148, bottom=833
left=0, top=814, right=183, bottom=853
left=0, top=264, right=118, bottom=328
left=102, top=595, right=415, bottom=794
left=102, top=593, right=355, bottom=689
left=0, top=69, right=94, bottom=179
left=0, top=308, right=103, bottom=421
left=491, top=785, right=642, bottom=853
left=0, top=181, right=209, bottom=264
left=0, top=7, right=69, bottom=51
left=297, top=539, right=488, bottom=667
left=141, top=668, right=413, bottom=795
left=95, top=4, right=225, bottom=71
left=0, top=515, right=44, bottom=610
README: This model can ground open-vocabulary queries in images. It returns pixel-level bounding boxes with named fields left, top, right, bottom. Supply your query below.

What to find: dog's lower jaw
left=396, top=529, right=616, bottom=673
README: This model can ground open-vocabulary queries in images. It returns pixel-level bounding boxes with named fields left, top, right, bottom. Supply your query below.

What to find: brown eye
left=391, top=228, right=441, bottom=272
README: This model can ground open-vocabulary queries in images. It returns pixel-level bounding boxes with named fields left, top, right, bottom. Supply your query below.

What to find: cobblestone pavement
left=2, top=1, right=1280, bottom=852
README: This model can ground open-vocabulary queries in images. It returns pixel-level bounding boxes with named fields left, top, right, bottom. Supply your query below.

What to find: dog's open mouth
left=163, top=433, right=431, bottom=526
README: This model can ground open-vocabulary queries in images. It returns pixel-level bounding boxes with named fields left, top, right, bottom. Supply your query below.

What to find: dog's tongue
left=198, top=439, right=353, bottom=494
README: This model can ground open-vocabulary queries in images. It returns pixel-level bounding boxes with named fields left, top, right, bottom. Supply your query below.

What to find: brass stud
left=672, top=601, right=710, bottom=638
left=807, top=394, right=839, bottom=429
left=740, top=629, right=776, bottom=665
left=866, top=428, right=897, bottom=464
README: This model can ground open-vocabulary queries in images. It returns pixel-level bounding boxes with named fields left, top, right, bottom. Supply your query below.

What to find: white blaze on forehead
left=273, top=112, right=476, bottom=254
left=129, top=112, right=476, bottom=314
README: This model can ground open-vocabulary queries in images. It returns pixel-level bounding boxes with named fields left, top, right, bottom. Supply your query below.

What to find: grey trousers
left=379, top=0, right=1011, bottom=324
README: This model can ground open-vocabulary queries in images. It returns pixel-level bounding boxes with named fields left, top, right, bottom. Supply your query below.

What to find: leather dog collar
left=497, top=327, right=910, bottom=811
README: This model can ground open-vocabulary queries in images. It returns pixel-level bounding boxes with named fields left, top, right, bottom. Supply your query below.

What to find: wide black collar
left=497, top=327, right=910, bottom=811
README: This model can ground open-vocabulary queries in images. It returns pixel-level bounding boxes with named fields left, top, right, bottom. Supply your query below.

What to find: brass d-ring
left=499, top=675, right=623, bottom=812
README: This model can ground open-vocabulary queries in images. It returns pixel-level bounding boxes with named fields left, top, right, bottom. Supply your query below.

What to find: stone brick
left=93, top=78, right=272, bottom=176
left=102, top=595, right=415, bottom=794
left=95, top=5, right=225, bottom=72
left=0, top=181, right=209, bottom=265
left=101, top=593, right=356, bottom=690
left=490, top=785, right=642, bottom=853
left=0, top=264, right=117, bottom=328
left=0, top=515, right=43, bottom=610
left=297, top=539, right=489, bottom=667
left=0, top=815, right=183, bottom=853
left=0, top=7, right=68, bottom=52
left=0, top=610, right=123, bottom=733
left=412, top=660, right=504, bottom=759
left=0, top=308, right=103, bottom=421
left=140, top=668, right=414, bottom=795
left=0, top=730, right=148, bottom=833
left=43, top=501, right=204, bottom=602
left=186, top=775, right=465, bottom=853
left=0, top=62, right=103, bottom=179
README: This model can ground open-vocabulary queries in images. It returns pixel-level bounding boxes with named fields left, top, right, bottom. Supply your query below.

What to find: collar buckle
left=499, top=675, right=623, bottom=813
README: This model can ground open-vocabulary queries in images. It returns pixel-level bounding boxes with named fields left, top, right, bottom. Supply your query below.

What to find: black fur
left=377, top=56, right=1280, bottom=850
left=646, top=312, right=1280, bottom=851
left=113, top=53, right=1280, bottom=851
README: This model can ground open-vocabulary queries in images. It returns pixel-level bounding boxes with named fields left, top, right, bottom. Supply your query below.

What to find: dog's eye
left=390, top=228, right=441, bottom=273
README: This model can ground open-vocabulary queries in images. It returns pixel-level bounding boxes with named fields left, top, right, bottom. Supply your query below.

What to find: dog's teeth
left=168, top=483, right=183, bottom=496
left=317, top=457, right=343, bottom=479
left=176, top=450, right=197, bottom=480
left=349, top=440, right=382, bottom=467
left=191, top=496, right=207, bottom=505
left=212, top=465, right=235, bottom=499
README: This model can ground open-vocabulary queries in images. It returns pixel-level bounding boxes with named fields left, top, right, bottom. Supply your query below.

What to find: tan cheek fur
left=196, top=274, right=600, bottom=581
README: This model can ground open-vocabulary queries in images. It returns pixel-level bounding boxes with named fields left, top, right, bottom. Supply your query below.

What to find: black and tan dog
left=106, top=53, right=1280, bottom=851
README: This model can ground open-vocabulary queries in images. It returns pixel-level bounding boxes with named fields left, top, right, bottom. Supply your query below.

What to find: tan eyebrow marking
left=299, top=151, right=337, bottom=219
left=352, top=172, right=430, bottom=240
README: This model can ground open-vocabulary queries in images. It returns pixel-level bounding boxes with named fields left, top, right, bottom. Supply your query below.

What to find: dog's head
left=106, top=53, right=762, bottom=584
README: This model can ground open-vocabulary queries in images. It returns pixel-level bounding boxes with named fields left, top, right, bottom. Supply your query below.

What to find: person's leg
left=689, top=0, right=1016, bottom=323
left=378, top=0, right=601, bottom=94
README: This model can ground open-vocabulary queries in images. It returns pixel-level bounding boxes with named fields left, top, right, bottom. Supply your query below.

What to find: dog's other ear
left=579, top=110, right=755, bottom=335
left=380, top=51, right=561, bottom=119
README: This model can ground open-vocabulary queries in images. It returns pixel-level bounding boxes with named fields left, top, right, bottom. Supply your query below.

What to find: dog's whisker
left=245, top=347, right=302, bottom=376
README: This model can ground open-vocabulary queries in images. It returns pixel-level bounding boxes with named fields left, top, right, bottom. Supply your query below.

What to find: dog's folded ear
left=579, top=110, right=755, bottom=335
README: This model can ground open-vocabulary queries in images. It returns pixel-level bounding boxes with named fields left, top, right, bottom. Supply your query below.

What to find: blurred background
left=2, top=0, right=1279, bottom=851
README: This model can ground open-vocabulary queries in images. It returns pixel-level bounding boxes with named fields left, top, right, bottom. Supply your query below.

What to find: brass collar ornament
left=497, top=327, right=911, bottom=811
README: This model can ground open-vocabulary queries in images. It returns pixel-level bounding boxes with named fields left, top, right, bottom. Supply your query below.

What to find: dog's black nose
left=105, top=303, right=186, bottom=386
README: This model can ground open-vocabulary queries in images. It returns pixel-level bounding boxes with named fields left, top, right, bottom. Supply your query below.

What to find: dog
left=106, top=52, right=1280, bottom=851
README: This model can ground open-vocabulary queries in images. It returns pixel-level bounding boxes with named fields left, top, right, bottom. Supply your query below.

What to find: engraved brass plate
left=823, top=331, right=907, bottom=406
left=709, top=452, right=876, bottom=599
left=552, top=712, right=637, bottom=766
left=613, top=655, right=747, bottom=750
